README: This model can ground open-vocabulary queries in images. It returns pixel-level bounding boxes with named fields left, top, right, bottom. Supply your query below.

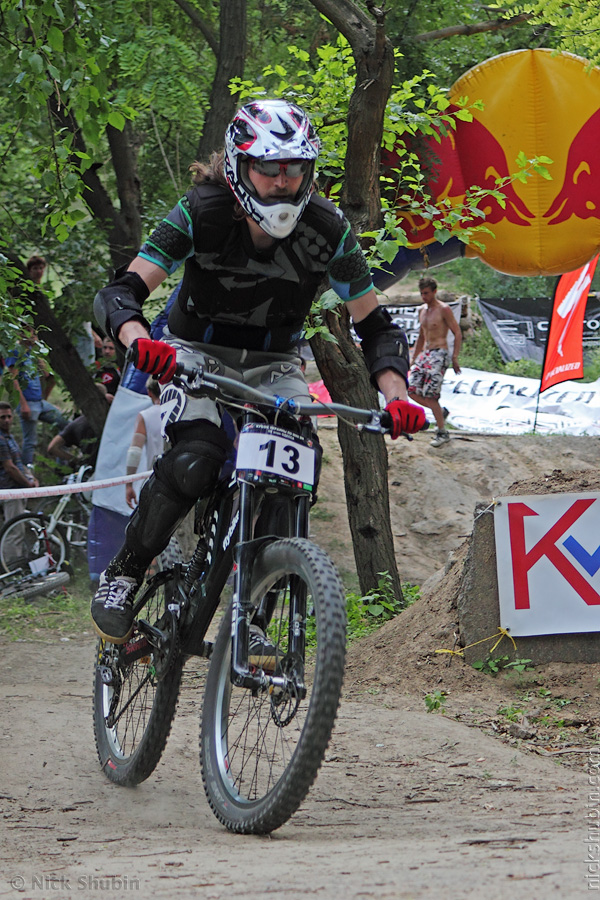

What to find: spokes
left=217, top=576, right=313, bottom=803
left=100, top=580, right=169, bottom=759
left=224, top=688, right=299, bottom=799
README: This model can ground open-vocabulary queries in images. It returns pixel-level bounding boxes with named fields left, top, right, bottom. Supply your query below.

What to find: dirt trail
left=3, top=428, right=600, bottom=898
left=0, top=638, right=592, bottom=899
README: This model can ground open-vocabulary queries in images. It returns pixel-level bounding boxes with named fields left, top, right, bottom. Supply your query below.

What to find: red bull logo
left=380, top=51, right=600, bottom=273
left=544, top=108, right=600, bottom=225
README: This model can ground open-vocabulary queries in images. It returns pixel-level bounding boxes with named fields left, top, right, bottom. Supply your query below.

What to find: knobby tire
left=200, top=537, right=346, bottom=834
left=93, top=574, right=183, bottom=786
left=0, top=570, right=70, bottom=601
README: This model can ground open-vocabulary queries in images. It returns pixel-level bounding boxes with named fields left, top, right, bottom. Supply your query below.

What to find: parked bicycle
left=0, top=565, right=70, bottom=601
left=0, top=465, right=92, bottom=575
left=93, top=364, right=400, bottom=834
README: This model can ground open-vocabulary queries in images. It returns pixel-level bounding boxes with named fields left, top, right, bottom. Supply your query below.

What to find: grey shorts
left=158, top=335, right=310, bottom=434
left=408, top=348, right=450, bottom=400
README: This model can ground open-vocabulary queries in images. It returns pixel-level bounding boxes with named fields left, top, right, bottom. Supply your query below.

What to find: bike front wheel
left=200, top=537, right=347, bottom=834
left=93, top=574, right=183, bottom=786
left=0, top=514, right=68, bottom=574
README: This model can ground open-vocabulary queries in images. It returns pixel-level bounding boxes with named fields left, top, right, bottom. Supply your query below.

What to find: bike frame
left=122, top=364, right=389, bottom=691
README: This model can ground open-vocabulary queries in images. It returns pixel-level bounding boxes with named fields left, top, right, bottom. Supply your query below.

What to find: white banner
left=495, top=491, right=600, bottom=636
left=440, top=367, right=600, bottom=435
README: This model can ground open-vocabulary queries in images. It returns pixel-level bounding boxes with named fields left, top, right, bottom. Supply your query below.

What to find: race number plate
left=236, top=423, right=315, bottom=491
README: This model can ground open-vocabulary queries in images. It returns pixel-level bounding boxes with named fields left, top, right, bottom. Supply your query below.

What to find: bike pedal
left=98, top=665, right=115, bottom=686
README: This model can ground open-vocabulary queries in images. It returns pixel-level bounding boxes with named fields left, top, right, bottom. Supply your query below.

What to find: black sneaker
left=442, top=407, right=450, bottom=421
left=91, top=574, right=139, bottom=644
left=248, top=624, right=278, bottom=672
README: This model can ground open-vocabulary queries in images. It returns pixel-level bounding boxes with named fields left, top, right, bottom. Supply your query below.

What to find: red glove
left=384, top=398, right=427, bottom=439
left=129, top=338, right=177, bottom=385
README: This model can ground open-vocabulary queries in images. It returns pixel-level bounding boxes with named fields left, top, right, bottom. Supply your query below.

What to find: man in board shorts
left=408, top=275, right=462, bottom=448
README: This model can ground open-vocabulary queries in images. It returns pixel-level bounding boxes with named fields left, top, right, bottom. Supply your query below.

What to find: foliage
left=459, top=315, right=506, bottom=373
left=0, top=0, right=138, bottom=240
left=496, top=702, right=525, bottom=722
left=502, top=1, right=600, bottom=67
left=472, top=655, right=533, bottom=675
left=345, top=572, right=420, bottom=644
left=424, top=689, right=448, bottom=713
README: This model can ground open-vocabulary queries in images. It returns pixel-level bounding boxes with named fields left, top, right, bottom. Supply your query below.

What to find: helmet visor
left=251, top=158, right=312, bottom=178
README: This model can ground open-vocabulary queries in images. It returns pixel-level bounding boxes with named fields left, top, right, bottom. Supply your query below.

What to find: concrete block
left=458, top=502, right=600, bottom=665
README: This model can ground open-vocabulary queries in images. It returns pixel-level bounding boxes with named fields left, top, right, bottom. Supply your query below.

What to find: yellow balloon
left=448, top=49, right=600, bottom=275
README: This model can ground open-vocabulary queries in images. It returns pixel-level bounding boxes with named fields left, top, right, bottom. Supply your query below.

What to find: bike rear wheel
left=0, top=569, right=70, bottom=601
left=200, top=537, right=346, bottom=834
left=93, top=573, right=183, bottom=786
left=0, top=514, right=68, bottom=574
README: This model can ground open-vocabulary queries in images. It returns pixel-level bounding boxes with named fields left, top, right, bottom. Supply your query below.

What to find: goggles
left=251, top=158, right=311, bottom=178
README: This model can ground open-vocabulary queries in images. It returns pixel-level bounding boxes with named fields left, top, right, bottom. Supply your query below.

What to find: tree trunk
left=31, top=288, right=109, bottom=436
left=196, top=0, right=247, bottom=159
left=307, top=0, right=402, bottom=599
left=310, top=306, right=402, bottom=601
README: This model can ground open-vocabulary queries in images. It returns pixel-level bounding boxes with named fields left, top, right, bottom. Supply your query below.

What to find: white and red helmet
left=224, top=99, right=320, bottom=239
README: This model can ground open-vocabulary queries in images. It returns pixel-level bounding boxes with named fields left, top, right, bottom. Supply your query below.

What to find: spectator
left=4, top=327, right=68, bottom=466
left=408, top=275, right=462, bottom=448
left=96, top=337, right=121, bottom=396
left=125, top=378, right=162, bottom=509
left=0, top=401, right=39, bottom=529
left=26, top=255, right=47, bottom=285
left=47, top=385, right=112, bottom=469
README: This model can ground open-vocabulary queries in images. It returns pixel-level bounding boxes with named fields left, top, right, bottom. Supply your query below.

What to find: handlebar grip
left=380, top=410, right=392, bottom=432
left=380, top=410, right=430, bottom=437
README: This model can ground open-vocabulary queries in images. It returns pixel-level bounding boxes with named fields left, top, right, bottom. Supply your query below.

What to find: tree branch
left=171, top=0, right=219, bottom=55
left=413, top=12, right=533, bottom=42
left=305, top=0, right=373, bottom=45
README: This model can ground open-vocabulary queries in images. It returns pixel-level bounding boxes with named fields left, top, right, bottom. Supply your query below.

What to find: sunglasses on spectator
left=0, top=414, right=12, bottom=420
left=251, top=159, right=311, bottom=178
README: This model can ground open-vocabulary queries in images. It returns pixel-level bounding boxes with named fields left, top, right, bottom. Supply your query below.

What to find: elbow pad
left=126, top=444, right=143, bottom=470
left=353, top=305, right=409, bottom=388
left=93, top=269, right=151, bottom=344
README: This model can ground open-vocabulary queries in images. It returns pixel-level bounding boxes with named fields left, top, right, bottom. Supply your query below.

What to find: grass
left=0, top=565, right=92, bottom=640
left=0, top=558, right=420, bottom=651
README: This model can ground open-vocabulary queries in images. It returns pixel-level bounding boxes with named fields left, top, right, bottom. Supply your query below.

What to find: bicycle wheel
left=0, top=570, right=70, bottom=601
left=0, top=514, right=68, bottom=574
left=93, top=574, right=183, bottom=786
left=200, top=537, right=346, bottom=834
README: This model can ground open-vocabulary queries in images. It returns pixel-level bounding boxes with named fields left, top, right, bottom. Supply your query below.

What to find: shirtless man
left=408, top=275, right=462, bottom=448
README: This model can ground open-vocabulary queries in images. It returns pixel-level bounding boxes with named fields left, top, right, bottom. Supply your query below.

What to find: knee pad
left=155, top=436, right=228, bottom=501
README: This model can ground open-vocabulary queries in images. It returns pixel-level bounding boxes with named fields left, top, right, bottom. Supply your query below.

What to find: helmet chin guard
left=224, top=99, right=320, bottom=238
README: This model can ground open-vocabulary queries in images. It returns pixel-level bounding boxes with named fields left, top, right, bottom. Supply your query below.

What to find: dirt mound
left=312, top=427, right=600, bottom=767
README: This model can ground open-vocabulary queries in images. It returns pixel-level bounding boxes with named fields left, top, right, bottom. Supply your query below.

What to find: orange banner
left=541, top=254, right=599, bottom=392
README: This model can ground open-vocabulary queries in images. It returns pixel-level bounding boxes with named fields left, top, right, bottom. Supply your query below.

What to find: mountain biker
left=91, top=98, right=426, bottom=645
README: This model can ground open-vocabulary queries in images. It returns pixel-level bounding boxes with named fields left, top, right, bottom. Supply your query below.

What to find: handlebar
left=172, top=363, right=393, bottom=434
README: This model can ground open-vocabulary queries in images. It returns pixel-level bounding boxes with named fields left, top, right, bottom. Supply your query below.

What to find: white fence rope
left=0, top=470, right=153, bottom=502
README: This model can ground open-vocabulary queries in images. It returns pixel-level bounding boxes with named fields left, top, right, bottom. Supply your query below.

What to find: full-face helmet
left=224, top=99, right=320, bottom=239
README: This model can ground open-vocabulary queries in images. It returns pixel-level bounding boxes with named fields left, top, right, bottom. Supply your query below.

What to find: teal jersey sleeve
left=326, top=222, right=373, bottom=302
left=138, top=196, right=195, bottom=275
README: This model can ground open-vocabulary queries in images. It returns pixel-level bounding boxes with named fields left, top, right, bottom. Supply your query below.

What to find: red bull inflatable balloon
left=384, top=50, right=600, bottom=277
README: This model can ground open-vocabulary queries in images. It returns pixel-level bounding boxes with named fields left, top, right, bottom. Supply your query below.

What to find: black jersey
left=138, top=185, right=373, bottom=352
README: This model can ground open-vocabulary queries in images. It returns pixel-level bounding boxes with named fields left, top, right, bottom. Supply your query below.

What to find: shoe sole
left=92, top=619, right=134, bottom=645
left=248, top=654, right=278, bottom=675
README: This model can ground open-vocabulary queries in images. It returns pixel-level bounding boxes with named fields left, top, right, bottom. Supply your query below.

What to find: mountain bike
left=93, top=364, right=397, bottom=834
left=0, top=465, right=91, bottom=574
